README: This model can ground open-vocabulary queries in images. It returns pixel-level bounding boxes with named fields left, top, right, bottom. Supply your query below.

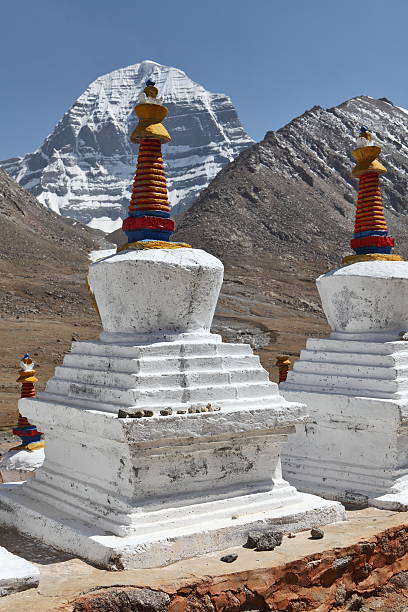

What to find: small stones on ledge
left=160, top=408, right=173, bottom=416
left=117, top=409, right=154, bottom=419
left=117, top=403, right=222, bottom=419
left=188, top=403, right=221, bottom=414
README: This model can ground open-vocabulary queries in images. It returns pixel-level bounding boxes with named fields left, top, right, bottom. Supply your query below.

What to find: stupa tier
left=281, top=127, right=408, bottom=510
left=0, top=80, right=344, bottom=568
left=343, top=127, right=402, bottom=266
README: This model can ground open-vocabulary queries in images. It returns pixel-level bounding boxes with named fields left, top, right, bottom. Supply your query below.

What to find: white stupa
left=0, top=355, right=44, bottom=483
left=281, top=128, right=408, bottom=510
left=0, top=81, right=344, bottom=568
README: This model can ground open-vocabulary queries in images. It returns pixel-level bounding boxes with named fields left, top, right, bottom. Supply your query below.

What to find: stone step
left=299, top=349, right=398, bottom=367
left=70, top=340, right=253, bottom=360
left=284, top=370, right=408, bottom=395
left=53, top=366, right=269, bottom=390
left=62, top=353, right=261, bottom=375
left=39, top=392, right=287, bottom=416
left=293, top=360, right=408, bottom=380
left=306, top=337, right=408, bottom=355
left=45, top=378, right=277, bottom=407
left=25, top=475, right=299, bottom=537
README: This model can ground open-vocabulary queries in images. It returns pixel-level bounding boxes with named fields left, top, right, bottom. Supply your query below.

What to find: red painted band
left=351, top=236, right=394, bottom=248
left=123, top=217, right=175, bottom=231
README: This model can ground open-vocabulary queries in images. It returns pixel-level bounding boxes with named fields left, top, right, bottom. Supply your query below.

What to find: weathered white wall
left=318, top=261, right=408, bottom=335
left=0, top=248, right=345, bottom=568
left=88, top=249, right=224, bottom=342
left=282, top=261, right=408, bottom=509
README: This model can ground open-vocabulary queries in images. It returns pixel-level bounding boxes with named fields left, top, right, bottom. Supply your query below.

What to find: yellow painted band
left=23, top=441, right=45, bottom=451
left=342, top=254, right=403, bottom=266
left=117, top=240, right=192, bottom=252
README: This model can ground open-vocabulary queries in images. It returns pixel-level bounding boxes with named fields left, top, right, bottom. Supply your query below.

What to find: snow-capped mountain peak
left=1, top=61, right=253, bottom=231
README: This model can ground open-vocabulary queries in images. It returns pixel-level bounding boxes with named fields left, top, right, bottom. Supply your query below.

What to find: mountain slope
left=175, top=96, right=408, bottom=263
left=0, top=169, right=103, bottom=428
left=1, top=61, right=253, bottom=231
left=173, top=96, right=408, bottom=371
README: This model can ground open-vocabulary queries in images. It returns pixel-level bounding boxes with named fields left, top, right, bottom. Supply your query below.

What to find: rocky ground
left=1, top=508, right=408, bottom=611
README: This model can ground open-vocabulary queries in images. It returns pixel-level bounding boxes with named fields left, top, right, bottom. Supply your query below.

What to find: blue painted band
left=353, top=230, right=388, bottom=238
left=353, top=246, right=393, bottom=255
left=124, top=229, right=173, bottom=242
left=128, top=210, right=170, bottom=219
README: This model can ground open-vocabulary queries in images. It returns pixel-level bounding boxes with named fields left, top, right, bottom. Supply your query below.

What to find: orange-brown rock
left=68, top=524, right=408, bottom=611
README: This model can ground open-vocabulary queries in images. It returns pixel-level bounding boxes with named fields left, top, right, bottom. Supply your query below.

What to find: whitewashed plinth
left=0, top=248, right=344, bottom=568
left=281, top=261, right=408, bottom=509
left=0, top=546, right=39, bottom=596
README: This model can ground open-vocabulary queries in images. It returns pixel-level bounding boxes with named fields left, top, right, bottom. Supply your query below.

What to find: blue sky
left=1, top=0, right=407, bottom=159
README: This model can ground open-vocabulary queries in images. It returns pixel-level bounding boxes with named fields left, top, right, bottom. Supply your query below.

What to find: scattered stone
left=245, top=530, right=264, bottom=548
left=245, top=529, right=283, bottom=550
left=132, top=411, right=144, bottom=419
left=176, top=410, right=186, bottom=414
left=390, top=571, right=408, bottom=589
left=256, top=532, right=283, bottom=551
left=310, top=527, right=324, bottom=540
left=347, top=594, right=363, bottom=610
left=117, top=410, right=128, bottom=419
left=143, top=410, right=153, bottom=417
left=72, top=587, right=170, bottom=612
left=335, top=583, right=347, bottom=606
left=332, top=555, right=353, bottom=574
left=160, top=408, right=173, bottom=416
left=287, top=532, right=296, bottom=538
left=188, top=407, right=195, bottom=414
left=200, top=407, right=208, bottom=412
left=358, top=541, right=375, bottom=555
left=220, top=553, right=238, bottom=563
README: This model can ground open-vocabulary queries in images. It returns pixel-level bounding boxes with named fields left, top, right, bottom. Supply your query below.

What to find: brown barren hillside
left=0, top=169, right=104, bottom=428
left=172, top=96, right=408, bottom=375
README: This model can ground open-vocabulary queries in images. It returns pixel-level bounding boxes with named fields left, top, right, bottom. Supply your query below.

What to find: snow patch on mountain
left=0, top=61, right=253, bottom=230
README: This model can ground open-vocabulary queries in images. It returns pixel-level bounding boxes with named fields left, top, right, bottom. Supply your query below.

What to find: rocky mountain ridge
left=1, top=61, right=253, bottom=232
left=173, top=95, right=408, bottom=372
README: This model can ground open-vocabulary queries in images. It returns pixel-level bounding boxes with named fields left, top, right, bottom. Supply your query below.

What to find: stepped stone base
left=0, top=335, right=345, bottom=569
left=0, top=482, right=343, bottom=569
left=281, top=334, right=408, bottom=509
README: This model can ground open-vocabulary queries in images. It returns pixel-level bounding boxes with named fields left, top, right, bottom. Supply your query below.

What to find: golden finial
left=351, top=126, right=386, bottom=178
left=130, top=79, right=171, bottom=144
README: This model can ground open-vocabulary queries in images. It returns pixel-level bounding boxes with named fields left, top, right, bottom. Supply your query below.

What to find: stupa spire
left=342, top=127, right=403, bottom=265
left=120, top=79, right=190, bottom=251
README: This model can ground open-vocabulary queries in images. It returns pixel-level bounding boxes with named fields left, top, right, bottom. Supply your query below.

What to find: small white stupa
left=281, top=128, right=408, bottom=510
left=0, top=355, right=44, bottom=483
left=0, top=80, right=344, bottom=568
